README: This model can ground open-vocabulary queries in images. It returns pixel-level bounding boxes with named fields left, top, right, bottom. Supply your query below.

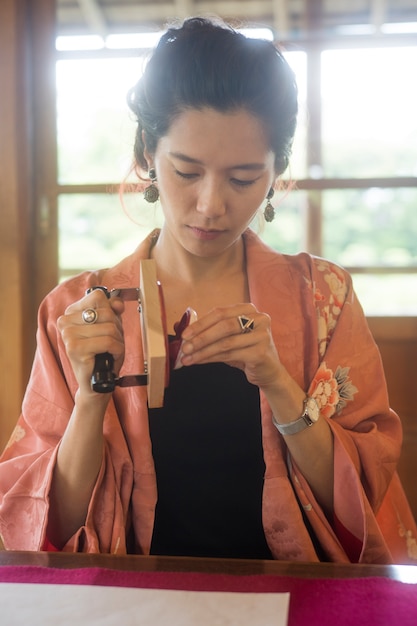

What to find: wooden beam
left=272, top=0, right=289, bottom=38
left=77, top=0, right=108, bottom=37
left=174, top=0, right=194, bottom=19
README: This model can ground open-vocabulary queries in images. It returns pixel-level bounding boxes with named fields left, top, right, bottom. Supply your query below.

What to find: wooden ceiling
left=56, top=0, right=417, bottom=39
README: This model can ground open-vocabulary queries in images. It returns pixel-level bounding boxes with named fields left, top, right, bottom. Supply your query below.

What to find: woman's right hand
left=57, top=289, right=125, bottom=399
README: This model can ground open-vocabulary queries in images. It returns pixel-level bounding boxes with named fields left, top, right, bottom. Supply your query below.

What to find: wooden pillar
left=0, top=0, right=56, bottom=451
left=304, top=0, right=323, bottom=256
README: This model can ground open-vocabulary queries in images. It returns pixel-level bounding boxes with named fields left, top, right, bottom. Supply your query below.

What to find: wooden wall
left=0, top=0, right=33, bottom=454
left=368, top=317, right=417, bottom=521
left=0, top=0, right=56, bottom=454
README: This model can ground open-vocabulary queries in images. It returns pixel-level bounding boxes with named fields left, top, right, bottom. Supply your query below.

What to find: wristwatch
left=272, top=396, right=320, bottom=435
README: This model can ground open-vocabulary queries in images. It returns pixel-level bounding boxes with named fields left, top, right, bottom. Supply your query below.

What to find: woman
left=0, top=17, right=416, bottom=563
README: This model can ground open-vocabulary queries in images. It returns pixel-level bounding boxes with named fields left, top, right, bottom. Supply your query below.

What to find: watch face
left=306, top=397, right=320, bottom=423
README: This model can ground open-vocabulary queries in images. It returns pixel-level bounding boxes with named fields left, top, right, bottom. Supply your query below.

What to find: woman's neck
left=150, top=227, right=246, bottom=286
left=149, top=227, right=249, bottom=331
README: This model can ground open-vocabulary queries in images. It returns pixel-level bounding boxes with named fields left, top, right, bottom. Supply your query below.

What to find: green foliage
left=323, top=188, right=417, bottom=266
left=58, top=193, right=162, bottom=271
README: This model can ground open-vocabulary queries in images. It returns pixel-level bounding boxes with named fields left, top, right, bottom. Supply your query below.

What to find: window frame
left=53, top=31, right=417, bottom=301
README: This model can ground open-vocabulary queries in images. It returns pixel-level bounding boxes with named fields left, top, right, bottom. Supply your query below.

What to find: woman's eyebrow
left=169, top=151, right=265, bottom=170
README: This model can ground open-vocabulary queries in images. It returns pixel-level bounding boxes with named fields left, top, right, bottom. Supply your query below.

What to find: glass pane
left=283, top=51, right=307, bottom=180
left=56, top=57, right=144, bottom=184
left=321, top=47, right=417, bottom=177
left=56, top=52, right=307, bottom=185
left=259, top=190, right=307, bottom=254
left=322, top=188, right=417, bottom=267
left=58, top=193, right=163, bottom=280
left=352, top=274, right=417, bottom=316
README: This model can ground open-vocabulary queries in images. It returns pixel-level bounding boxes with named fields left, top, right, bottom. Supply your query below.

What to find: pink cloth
left=0, top=228, right=416, bottom=563
left=0, top=565, right=416, bottom=626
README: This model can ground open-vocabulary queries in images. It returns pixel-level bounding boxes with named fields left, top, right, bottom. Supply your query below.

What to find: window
left=55, top=33, right=417, bottom=315
left=56, top=54, right=154, bottom=278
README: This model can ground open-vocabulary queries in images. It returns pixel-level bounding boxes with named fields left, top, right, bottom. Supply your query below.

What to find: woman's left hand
left=180, top=304, right=282, bottom=390
left=181, top=303, right=335, bottom=514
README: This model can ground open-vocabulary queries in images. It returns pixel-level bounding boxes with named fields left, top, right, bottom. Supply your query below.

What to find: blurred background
left=54, top=0, right=417, bottom=315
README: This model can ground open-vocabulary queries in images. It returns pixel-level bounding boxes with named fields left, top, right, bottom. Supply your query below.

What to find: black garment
left=148, top=361, right=272, bottom=559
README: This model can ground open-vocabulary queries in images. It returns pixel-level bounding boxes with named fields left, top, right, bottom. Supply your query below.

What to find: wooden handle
left=139, top=259, right=168, bottom=408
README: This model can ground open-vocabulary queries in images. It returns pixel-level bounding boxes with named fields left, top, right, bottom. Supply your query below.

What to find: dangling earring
left=144, top=168, right=159, bottom=203
left=263, top=188, right=275, bottom=222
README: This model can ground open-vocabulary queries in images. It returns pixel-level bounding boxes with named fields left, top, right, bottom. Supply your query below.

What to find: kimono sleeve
left=290, top=258, right=417, bottom=563
left=0, top=277, right=132, bottom=553
left=0, top=285, right=79, bottom=550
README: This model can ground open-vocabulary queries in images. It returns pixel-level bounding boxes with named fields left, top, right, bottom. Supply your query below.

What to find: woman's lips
left=188, top=226, right=224, bottom=240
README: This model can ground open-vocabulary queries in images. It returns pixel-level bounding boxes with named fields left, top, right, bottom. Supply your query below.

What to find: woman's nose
left=195, top=177, right=226, bottom=218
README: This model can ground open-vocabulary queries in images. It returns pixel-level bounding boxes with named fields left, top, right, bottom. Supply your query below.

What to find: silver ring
left=82, top=308, right=98, bottom=324
left=238, top=315, right=255, bottom=333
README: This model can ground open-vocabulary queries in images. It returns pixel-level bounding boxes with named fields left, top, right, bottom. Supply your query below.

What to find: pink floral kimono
left=0, top=229, right=416, bottom=563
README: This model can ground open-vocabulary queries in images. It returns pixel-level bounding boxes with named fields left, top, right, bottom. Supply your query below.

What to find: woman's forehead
left=157, top=107, right=274, bottom=166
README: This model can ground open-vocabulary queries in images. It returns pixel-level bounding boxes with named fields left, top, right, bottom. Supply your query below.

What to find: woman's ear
left=142, top=131, right=154, bottom=171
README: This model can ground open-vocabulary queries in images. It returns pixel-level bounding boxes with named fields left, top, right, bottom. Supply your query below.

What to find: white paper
left=0, top=582, right=289, bottom=626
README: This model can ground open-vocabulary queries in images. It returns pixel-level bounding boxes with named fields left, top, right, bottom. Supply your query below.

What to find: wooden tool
left=138, top=259, right=167, bottom=408
left=89, top=259, right=168, bottom=408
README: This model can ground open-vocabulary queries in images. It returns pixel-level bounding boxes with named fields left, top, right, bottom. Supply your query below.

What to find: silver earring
left=263, top=188, right=275, bottom=222
left=144, top=168, right=159, bottom=203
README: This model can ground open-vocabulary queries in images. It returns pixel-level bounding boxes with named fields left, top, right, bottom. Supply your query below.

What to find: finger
left=182, top=308, right=265, bottom=355
left=63, top=288, right=111, bottom=316
left=58, top=305, right=125, bottom=363
left=183, top=328, right=260, bottom=362
left=181, top=304, right=257, bottom=341
left=59, top=300, right=124, bottom=333
left=181, top=319, right=270, bottom=369
left=60, top=320, right=124, bottom=356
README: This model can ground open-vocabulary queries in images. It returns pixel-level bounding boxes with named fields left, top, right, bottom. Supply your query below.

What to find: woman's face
left=148, top=107, right=276, bottom=258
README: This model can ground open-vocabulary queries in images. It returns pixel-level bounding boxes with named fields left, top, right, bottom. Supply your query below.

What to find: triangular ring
left=238, top=315, right=255, bottom=333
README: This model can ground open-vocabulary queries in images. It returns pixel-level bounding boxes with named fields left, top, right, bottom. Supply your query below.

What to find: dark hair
left=127, top=17, right=298, bottom=175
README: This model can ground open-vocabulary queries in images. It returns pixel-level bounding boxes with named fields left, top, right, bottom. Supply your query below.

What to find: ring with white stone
left=82, top=308, right=98, bottom=324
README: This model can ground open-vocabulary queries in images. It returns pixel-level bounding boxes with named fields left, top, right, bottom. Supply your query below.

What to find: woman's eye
left=231, top=178, right=257, bottom=187
left=175, top=169, right=198, bottom=179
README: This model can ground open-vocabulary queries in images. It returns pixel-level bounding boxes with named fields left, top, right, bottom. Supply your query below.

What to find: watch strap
left=272, top=413, right=313, bottom=435
left=272, top=396, right=318, bottom=435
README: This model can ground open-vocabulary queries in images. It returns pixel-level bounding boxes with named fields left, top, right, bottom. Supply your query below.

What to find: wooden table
left=1, top=550, right=417, bottom=582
